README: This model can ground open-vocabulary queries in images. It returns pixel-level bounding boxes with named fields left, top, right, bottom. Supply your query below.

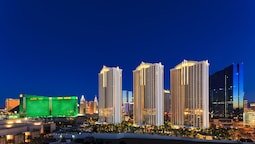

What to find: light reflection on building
left=210, top=63, right=244, bottom=120
left=79, top=95, right=99, bottom=115
left=98, top=66, right=122, bottom=124
left=122, top=90, right=133, bottom=118
left=133, top=62, right=164, bottom=126
left=243, top=111, right=255, bottom=127
left=171, top=60, right=209, bottom=129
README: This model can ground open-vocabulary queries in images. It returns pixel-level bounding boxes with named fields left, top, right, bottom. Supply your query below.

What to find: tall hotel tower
left=171, top=60, right=209, bottom=129
left=98, top=66, right=122, bottom=124
left=133, top=62, right=164, bottom=126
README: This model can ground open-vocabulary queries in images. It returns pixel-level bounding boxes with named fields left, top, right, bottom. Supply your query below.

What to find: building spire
left=80, top=95, right=86, bottom=103
left=94, top=95, right=98, bottom=103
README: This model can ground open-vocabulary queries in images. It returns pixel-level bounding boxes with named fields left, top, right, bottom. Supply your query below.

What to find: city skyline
left=2, top=1, right=255, bottom=143
left=1, top=1, right=255, bottom=106
left=0, top=61, right=250, bottom=107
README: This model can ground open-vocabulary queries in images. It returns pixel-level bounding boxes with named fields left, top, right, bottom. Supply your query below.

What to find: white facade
left=98, top=66, right=122, bottom=124
left=171, top=60, right=209, bottom=129
left=94, top=96, right=99, bottom=114
left=133, top=62, right=164, bottom=126
left=79, top=95, right=86, bottom=115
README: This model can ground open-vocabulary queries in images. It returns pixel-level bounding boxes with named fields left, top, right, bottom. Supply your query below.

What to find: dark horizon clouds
left=0, top=0, right=255, bottom=106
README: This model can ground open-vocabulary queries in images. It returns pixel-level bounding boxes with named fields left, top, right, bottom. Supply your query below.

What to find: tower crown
left=94, top=96, right=98, bottom=103
left=80, top=95, right=86, bottom=103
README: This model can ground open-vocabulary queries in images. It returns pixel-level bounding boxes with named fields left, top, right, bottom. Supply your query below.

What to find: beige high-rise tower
left=98, top=66, right=122, bottom=124
left=133, top=62, right=164, bottom=126
left=171, top=60, right=209, bottom=129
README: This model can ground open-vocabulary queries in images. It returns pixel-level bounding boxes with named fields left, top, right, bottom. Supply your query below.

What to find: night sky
left=0, top=1, right=255, bottom=107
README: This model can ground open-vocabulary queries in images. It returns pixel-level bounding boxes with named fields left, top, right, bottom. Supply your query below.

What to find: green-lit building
left=19, top=94, right=78, bottom=118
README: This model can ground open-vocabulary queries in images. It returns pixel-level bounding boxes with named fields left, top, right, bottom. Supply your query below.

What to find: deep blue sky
left=0, top=1, right=255, bottom=107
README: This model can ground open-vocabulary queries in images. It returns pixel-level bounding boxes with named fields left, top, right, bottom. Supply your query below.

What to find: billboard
left=19, top=94, right=78, bottom=118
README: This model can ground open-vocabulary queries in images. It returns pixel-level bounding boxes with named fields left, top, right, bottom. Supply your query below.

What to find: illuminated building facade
left=79, top=95, right=98, bottom=115
left=171, top=60, right=209, bottom=129
left=250, top=102, right=255, bottom=111
left=133, top=62, right=164, bottom=126
left=243, top=111, right=255, bottom=127
left=86, top=101, right=94, bottom=115
left=164, top=90, right=171, bottom=114
left=19, top=94, right=78, bottom=118
left=244, top=99, right=249, bottom=112
left=164, top=90, right=171, bottom=121
left=79, top=95, right=86, bottom=115
left=5, top=98, right=20, bottom=112
left=98, top=66, right=122, bottom=124
left=209, top=64, right=244, bottom=120
left=93, top=96, right=99, bottom=114
left=122, top=90, right=133, bottom=116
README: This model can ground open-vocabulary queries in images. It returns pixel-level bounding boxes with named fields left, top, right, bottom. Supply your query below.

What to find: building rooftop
left=99, top=65, right=121, bottom=74
left=174, top=60, right=209, bottom=69
left=135, top=62, right=162, bottom=71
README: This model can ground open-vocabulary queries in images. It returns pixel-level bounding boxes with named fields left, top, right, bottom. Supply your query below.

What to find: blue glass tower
left=122, top=90, right=133, bottom=116
left=210, top=63, right=244, bottom=120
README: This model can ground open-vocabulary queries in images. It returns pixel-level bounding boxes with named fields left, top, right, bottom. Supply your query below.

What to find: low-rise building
left=210, top=118, right=234, bottom=128
left=250, top=102, right=255, bottom=111
left=243, top=111, right=255, bottom=127
left=0, top=119, right=56, bottom=144
left=5, top=98, right=20, bottom=112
